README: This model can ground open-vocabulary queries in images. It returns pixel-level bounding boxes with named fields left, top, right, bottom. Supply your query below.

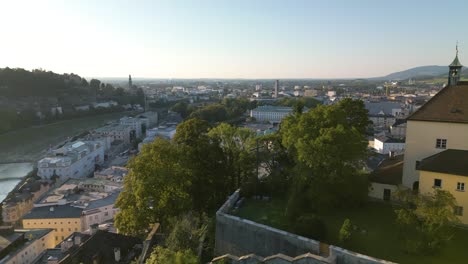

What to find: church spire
left=448, top=43, right=463, bottom=86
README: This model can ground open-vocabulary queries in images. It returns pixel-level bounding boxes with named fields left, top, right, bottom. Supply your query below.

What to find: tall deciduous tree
left=208, top=123, right=256, bottom=189
left=115, top=138, right=192, bottom=236
left=280, top=99, right=369, bottom=214
left=174, top=118, right=230, bottom=213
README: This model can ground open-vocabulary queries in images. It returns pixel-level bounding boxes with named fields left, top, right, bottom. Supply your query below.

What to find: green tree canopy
left=145, top=246, right=198, bottom=264
left=280, top=99, right=370, bottom=213
left=115, top=138, right=192, bottom=236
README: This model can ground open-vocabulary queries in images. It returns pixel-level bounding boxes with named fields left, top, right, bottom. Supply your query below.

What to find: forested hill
left=0, top=68, right=143, bottom=134
left=0, top=68, right=105, bottom=97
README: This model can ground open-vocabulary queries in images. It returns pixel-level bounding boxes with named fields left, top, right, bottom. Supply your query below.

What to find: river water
left=0, top=163, right=34, bottom=202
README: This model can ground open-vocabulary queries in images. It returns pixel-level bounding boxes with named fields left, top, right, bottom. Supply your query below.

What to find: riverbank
left=0, top=111, right=136, bottom=163
left=0, top=163, right=34, bottom=202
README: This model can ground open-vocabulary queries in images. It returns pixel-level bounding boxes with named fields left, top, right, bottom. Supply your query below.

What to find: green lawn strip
left=233, top=199, right=468, bottom=264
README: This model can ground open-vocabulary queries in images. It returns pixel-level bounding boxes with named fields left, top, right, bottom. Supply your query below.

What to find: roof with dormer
left=407, top=82, right=468, bottom=123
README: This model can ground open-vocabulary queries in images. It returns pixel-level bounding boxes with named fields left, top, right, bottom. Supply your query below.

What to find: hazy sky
left=0, top=0, right=467, bottom=79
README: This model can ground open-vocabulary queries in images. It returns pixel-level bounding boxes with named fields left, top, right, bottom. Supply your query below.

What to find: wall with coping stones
left=215, top=190, right=320, bottom=257
left=215, top=190, right=397, bottom=264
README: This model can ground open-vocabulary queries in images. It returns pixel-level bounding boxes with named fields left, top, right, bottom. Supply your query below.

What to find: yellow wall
left=3, top=230, right=56, bottom=264
left=22, top=217, right=83, bottom=246
left=419, top=170, right=468, bottom=224
left=403, top=120, right=468, bottom=188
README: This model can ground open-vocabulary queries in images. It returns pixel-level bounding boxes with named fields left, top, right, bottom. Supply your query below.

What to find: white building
left=373, top=136, right=405, bottom=155
left=390, top=119, right=407, bottom=138
left=138, top=111, right=158, bottom=127
left=92, top=101, right=118, bottom=108
left=120, top=117, right=143, bottom=138
left=138, top=126, right=177, bottom=151
left=369, top=113, right=397, bottom=129
left=92, top=124, right=132, bottom=145
left=250, top=105, right=294, bottom=123
left=81, top=192, right=120, bottom=230
left=37, top=141, right=105, bottom=181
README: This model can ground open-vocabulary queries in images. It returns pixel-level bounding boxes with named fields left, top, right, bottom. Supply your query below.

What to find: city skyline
left=0, top=0, right=467, bottom=79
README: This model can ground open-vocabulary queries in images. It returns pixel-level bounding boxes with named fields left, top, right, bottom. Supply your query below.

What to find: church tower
left=129, top=74, right=133, bottom=89
left=448, top=44, right=463, bottom=86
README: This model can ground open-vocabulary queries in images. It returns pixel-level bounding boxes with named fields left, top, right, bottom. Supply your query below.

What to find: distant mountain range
left=372, top=65, right=468, bottom=81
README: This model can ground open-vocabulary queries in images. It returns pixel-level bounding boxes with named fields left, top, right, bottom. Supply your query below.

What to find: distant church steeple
left=129, top=74, right=133, bottom=89
left=448, top=43, right=463, bottom=86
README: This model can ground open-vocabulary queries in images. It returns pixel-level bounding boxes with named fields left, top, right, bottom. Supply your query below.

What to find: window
left=436, top=139, right=447, bottom=149
left=457, top=182, right=465, bottom=191
left=434, top=179, right=442, bottom=188
left=454, top=206, right=464, bottom=216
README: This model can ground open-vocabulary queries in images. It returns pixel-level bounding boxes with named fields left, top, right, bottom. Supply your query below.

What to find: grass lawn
left=0, top=111, right=134, bottom=163
left=234, top=198, right=468, bottom=264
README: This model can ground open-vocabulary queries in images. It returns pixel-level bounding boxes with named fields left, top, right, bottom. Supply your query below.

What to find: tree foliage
left=208, top=123, right=256, bottom=188
left=281, top=99, right=370, bottom=213
left=115, top=138, right=192, bottom=236
left=145, top=246, right=198, bottom=264
left=339, top=218, right=353, bottom=244
left=116, top=119, right=256, bottom=235
left=395, top=189, right=460, bottom=254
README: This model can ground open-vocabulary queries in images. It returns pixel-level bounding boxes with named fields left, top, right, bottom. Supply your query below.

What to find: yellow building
left=0, top=229, right=56, bottom=264
left=22, top=205, right=84, bottom=246
left=2, top=181, right=51, bottom=224
left=402, top=51, right=468, bottom=190
left=418, top=149, right=468, bottom=224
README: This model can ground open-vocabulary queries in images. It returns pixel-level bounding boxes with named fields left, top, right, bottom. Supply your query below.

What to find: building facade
left=22, top=205, right=84, bottom=246
left=402, top=53, right=468, bottom=190
left=373, top=136, right=405, bottom=155
left=92, top=124, right=132, bottom=144
left=250, top=106, right=293, bottom=123
left=418, top=150, right=468, bottom=224
left=37, top=141, right=105, bottom=181
left=120, top=117, right=143, bottom=138
left=2, top=181, right=51, bottom=224
left=0, top=229, right=55, bottom=264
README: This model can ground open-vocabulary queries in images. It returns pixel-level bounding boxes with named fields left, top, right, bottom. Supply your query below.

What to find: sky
left=0, top=0, right=467, bottom=79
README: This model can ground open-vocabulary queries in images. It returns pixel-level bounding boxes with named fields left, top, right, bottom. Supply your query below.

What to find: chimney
left=90, top=223, right=98, bottom=235
left=114, top=248, right=121, bottom=262
left=74, top=234, right=82, bottom=245
left=61, top=238, right=73, bottom=252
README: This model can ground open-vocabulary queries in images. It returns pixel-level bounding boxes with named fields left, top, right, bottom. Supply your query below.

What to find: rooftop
left=23, top=204, right=83, bottom=219
left=369, top=155, right=404, bottom=185
left=408, top=83, right=468, bottom=123
left=364, top=101, right=401, bottom=116
left=418, top=149, right=468, bottom=177
left=57, top=230, right=142, bottom=264
left=251, top=105, right=293, bottom=113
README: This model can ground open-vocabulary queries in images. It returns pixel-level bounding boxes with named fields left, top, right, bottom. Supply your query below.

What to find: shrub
left=339, top=218, right=352, bottom=244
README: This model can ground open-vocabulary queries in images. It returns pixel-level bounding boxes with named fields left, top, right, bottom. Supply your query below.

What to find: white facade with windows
left=37, top=141, right=105, bottom=181
left=250, top=106, right=294, bottom=123
left=93, top=124, right=132, bottom=144
left=120, top=117, right=143, bottom=138
left=373, top=136, right=405, bottom=155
